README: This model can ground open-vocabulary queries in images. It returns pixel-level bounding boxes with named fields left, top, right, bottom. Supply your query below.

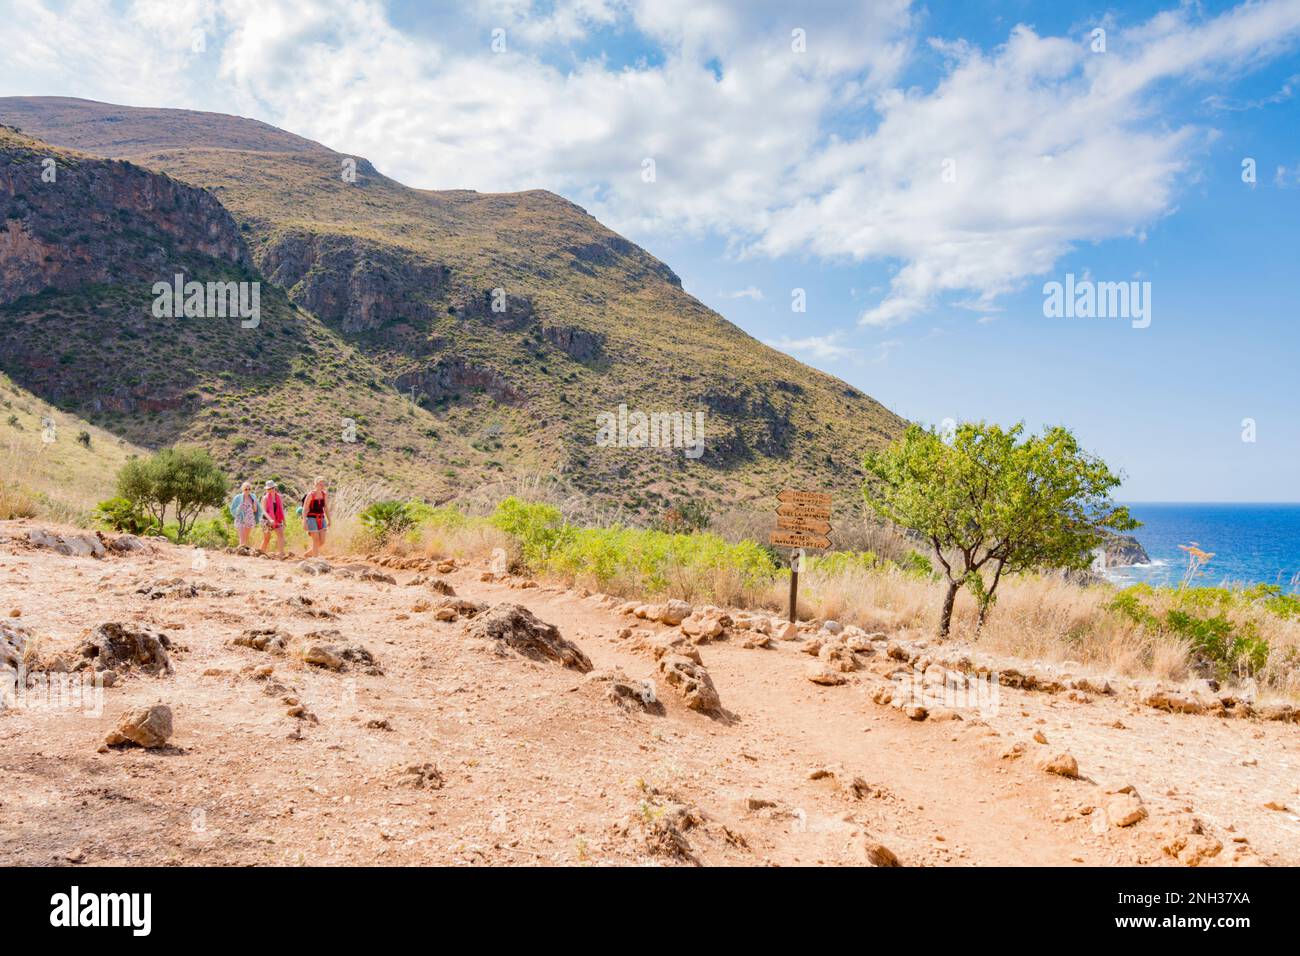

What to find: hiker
left=302, top=477, right=330, bottom=557
left=259, top=480, right=286, bottom=554
left=229, top=481, right=263, bottom=548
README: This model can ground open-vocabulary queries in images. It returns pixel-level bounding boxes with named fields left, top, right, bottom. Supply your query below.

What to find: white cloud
left=726, top=286, right=764, bottom=301
left=764, top=332, right=858, bottom=361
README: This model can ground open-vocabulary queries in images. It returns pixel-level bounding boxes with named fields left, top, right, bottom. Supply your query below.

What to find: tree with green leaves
left=114, top=447, right=228, bottom=541
left=862, top=422, right=1137, bottom=637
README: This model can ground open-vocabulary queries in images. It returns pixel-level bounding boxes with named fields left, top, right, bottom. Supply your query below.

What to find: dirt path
left=1, top=520, right=1295, bottom=866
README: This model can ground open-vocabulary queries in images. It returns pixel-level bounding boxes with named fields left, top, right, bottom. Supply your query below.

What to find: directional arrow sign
left=769, top=530, right=832, bottom=550
left=776, top=502, right=832, bottom=520
left=777, top=489, right=832, bottom=507
left=777, top=515, right=832, bottom=534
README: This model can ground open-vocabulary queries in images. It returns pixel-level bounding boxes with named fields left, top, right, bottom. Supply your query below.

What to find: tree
left=116, top=456, right=167, bottom=529
left=160, top=448, right=229, bottom=540
left=862, top=422, right=1137, bottom=637
left=115, top=448, right=228, bottom=540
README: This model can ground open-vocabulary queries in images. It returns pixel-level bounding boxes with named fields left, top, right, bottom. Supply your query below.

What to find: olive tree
left=862, top=422, right=1137, bottom=637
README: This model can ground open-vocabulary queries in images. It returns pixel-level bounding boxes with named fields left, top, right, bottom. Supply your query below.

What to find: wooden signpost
left=769, top=489, right=833, bottom=623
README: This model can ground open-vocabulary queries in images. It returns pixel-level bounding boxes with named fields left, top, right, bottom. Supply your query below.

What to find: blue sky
left=1, top=0, right=1297, bottom=501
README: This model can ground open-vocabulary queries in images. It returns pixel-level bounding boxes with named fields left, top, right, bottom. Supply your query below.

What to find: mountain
left=0, top=96, right=905, bottom=518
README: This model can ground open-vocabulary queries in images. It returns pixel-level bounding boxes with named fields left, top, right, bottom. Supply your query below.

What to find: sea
left=1102, top=503, right=1300, bottom=591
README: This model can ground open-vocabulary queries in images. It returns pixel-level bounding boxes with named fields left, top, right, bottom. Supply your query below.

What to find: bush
left=359, top=500, right=416, bottom=543
left=1109, top=584, right=1271, bottom=679
left=94, top=496, right=156, bottom=535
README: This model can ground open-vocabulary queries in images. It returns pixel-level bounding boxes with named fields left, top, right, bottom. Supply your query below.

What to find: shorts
left=306, top=516, right=326, bottom=533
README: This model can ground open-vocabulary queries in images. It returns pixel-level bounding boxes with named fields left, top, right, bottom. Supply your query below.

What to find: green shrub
left=360, top=500, right=416, bottom=543
left=94, top=496, right=156, bottom=535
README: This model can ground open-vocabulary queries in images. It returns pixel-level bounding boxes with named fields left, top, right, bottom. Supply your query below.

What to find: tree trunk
left=977, top=559, right=1007, bottom=631
left=938, top=580, right=960, bottom=637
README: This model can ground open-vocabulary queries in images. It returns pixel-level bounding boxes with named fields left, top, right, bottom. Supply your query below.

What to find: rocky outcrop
left=258, top=230, right=448, bottom=333
left=76, top=623, right=173, bottom=676
left=0, top=128, right=250, bottom=305
left=1102, top=533, right=1150, bottom=567
left=541, top=323, right=605, bottom=363
left=393, top=356, right=524, bottom=406
left=465, top=603, right=592, bottom=671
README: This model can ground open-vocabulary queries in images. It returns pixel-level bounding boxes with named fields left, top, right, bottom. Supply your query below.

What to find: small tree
left=862, top=422, right=1137, bottom=637
left=115, top=447, right=227, bottom=540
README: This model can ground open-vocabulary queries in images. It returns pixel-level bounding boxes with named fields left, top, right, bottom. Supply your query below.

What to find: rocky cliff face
left=0, top=126, right=250, bottom=306
left=1104, top=533, right=1151, bottom=567
left=259, top=230, right=448, bottom=333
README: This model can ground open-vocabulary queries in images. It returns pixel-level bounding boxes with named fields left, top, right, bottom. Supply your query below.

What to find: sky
left=1, top=0, right=1297, bottom=501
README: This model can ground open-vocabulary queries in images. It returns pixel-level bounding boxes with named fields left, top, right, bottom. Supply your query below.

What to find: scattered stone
left=435, top=560, right=456, bottom=574
left=1035, top=751, right=1080, bottom=779
left=659, top=599, right=693, bottom=626
left=295, top=559, right=332, bottom=576
left=1032, top=730, right=1048, bottom=745
left=395, top=762, right=445, bottom=789
left=863, top=839, right=902, bottom=867
left=1161, top=816, right=1223, bottom=867
left=293, top=630, right=381, bottom=674
left=657, top=654, right=722, bottom=713
left=466, top=604, right=592, bottom=671
left=103, top=703, right=173, bottom=749
left=821, top=619, right=843, bottom=635
left=680, top=610, right=730, bottom=643
left=366, top=717, right=392, bottom=731
left=27, top=529, right=105, bottom=558
left=1105, top=788, right=1148, bottom=827
left=805, top=662, right=848, bottom=686
left=76, top=623, right=172, bottom=675
left=772, top=620, right=798, bottom=641
left=1263, top=800, right=1290, bottom=812
left=433, top=597, right=489, bottom=622
left=584, top=669, right=662, bottom=714
left=818, top=641, right=857, bottom=672
left=233, top=628, right=291, bottom=655
left=106, top=534, right=151, bottom=554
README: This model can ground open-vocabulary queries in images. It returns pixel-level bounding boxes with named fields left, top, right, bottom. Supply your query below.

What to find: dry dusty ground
left=1, top=518, right=1297, bottom=867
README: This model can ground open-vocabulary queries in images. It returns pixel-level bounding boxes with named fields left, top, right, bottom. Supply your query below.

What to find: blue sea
left=1103, top=503, right=1300, bottom=591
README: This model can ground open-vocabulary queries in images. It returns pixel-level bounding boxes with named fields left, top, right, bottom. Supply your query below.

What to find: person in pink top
left=259, top=480, right=287, bottom=555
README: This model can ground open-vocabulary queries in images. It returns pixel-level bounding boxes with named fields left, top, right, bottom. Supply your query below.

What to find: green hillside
left=0, top=97, right=906, bottom=518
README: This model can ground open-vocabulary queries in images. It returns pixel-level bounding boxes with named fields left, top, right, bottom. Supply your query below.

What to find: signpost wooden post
left=769, top=489, right=832, bottom=623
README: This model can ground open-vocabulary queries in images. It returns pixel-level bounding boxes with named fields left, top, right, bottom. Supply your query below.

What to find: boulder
left=104, top=703, right=173, bottom=749
left=584, top=669, right=661, bottom=714
left=106, top=534, right=151, bottom=554
left=293, top=630, right=380, bottom=673
left=657, top=654, right=722, bottom=714
left=818, top=641, right=857, bottom=672
left=466, top=604, right=592, bottom=671
left=805, top=662, right=848, bottom=686
left=863, top=839, right=902, bottom=867
left=76, top=623, right=172, bottom=675
left=1035, top=751, right=1080, bottom=779
left=27, top=529, right=106, bottom=558
left=1105, top=788, right=1148, bottom=828
left=659, top=600, right=693, bottom=626
left=295, top=559, right=332, bottom=575
left=233, top=628, right=291, bottom=655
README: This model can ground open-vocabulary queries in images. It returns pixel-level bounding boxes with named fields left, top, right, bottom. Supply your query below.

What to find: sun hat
left=264, top=480, right=277, bottom=489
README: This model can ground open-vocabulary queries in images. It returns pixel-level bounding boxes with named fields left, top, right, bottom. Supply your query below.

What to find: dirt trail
left=1, top=520, right=1295, bottom=866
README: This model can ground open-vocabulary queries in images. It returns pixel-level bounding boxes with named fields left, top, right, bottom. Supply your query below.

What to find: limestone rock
left=657, top=654, right=721, bottom=713
left=104, top=703, right=173, bottom=749
left=1035, top=751, right=1080, bottom=779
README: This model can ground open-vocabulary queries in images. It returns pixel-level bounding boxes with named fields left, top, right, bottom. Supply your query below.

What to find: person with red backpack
left=301, top=477, right=330, bottom=557
left=259, top=480, right=287, bottom=555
